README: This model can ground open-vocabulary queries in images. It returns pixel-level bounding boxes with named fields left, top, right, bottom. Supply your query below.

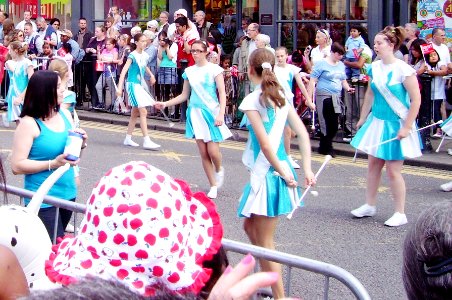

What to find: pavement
left=77, top=109, right=452, bottom=171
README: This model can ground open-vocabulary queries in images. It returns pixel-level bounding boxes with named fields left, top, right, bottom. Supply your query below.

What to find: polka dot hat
left=45, top=161, right=223, bottom=296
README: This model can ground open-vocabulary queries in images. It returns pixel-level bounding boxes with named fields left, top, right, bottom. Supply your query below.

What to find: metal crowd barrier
left=0, top=183, right=370, bottom=300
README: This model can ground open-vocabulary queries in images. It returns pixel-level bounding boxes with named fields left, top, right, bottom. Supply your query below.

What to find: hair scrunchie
left=261, top=62, right=272, bottom=70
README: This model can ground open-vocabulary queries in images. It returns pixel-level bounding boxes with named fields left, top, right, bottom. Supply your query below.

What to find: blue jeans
left=345, top=57, right=360, bottom=79
left=38, top=199, right=75, bottom=240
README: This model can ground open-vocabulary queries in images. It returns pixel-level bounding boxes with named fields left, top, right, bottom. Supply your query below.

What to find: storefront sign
left=417, top=0, right=452, bottom=46
left=261, top=14, right=272, bottom=25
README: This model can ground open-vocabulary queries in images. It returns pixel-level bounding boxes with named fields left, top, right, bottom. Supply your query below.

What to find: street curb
left=78, top=112, right=452, bottom=172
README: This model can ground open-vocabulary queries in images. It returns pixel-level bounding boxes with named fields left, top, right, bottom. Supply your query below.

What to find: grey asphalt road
left=1, top=121, right=451, bottom=299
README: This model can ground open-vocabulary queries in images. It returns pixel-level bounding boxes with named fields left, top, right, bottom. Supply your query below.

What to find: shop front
left=3, top=0, right=418, bottom=50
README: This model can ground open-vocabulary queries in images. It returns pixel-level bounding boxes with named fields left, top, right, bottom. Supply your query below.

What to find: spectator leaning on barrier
left=36, top=17, right=58, bottom=51
left=24, top=22, right=43, bottom=58
left=16, top=10, right=37, bottom=32
left=58, top=29, right=85, bottom=65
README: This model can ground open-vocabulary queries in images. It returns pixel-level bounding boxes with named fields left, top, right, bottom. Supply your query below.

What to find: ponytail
left=249, top=48, right=285, bottom=108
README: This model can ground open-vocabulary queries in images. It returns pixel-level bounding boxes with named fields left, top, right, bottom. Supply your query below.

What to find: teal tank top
left=24, top=111, right=77, bottom=207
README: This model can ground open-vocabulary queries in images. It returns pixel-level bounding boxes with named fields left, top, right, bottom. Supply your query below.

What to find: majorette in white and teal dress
left=238, top=88, right=301, bottom=218
left=5, top=58, right=32, bottom=122
left=183, top=62, right=232, bottom=142
left=351, top=60, right=422, bottom=160
left=440, top=115, right=452, bottom=137
left=125, top=51, right=154, bottom=108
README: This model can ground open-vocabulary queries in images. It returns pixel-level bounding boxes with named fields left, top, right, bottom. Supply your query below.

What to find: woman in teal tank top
left=11, top=71, right=88, bottom=239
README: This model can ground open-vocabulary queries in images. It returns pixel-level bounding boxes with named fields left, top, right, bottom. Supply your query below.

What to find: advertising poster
left=417, top=0, right=452, bottom=46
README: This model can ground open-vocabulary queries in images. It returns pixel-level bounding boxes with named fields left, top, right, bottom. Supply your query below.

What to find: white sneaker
left=207, top=186, right=217, bottom=199
left=384, top=212, right=408, bottom=227
left=215, top=167, right=224, bottom=188
left=440, top=181, right=452, bottom=192
left=351, top=204, right=376, bottom=218
left=143, top=138, right=160, bottom=150
left=65, top=223, right=75, bottom=233
left=448, top=149, right=452, bottom=156
left=2, top=113, right=9, bottom=128
left=123, top=137, right=139, bottom=147
left=288, top=156, right=300, bottom=169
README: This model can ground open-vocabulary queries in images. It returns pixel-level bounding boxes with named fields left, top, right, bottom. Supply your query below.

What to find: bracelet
left=48, top=160, right=52, bottom=171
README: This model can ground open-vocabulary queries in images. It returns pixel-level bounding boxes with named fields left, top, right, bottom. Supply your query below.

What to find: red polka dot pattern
left=47, top=161, right=223, bottom=296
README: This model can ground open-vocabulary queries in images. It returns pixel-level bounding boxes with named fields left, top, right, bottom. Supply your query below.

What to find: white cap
left=176, top=9, right=188, bottom=17
left=146, top=20, right=159, bottom=29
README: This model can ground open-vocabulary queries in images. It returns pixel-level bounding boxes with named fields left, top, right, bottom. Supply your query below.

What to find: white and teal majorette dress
left=125, top=51, right=154, bottom=108
left=183, top=63, right=232, bottom=142
left=351, top=60, right=422, bottom=160
left=6, top=58, right=32, bottom=122
left=237, top=88, right=302, bottom=218
left=440, top=115, right=452, bottom=137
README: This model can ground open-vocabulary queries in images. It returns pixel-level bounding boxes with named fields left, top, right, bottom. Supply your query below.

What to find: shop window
left=243, top=0, right=259, bottom=23
left=8, top=0, right=72, bottom=29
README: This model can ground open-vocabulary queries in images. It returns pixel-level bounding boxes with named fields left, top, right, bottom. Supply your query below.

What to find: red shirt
left=175, top=28, right=199, bottom=68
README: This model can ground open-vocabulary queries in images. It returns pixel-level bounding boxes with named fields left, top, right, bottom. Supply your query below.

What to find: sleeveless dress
left=183, top=63, right=232, bottom=142
left=6, top=58, right=32, bottom=122
left=351, top=60, right=422, bottom=160
left=126, top=51, right=154, bottom=107
left=237, top=88, right=302, bottom=218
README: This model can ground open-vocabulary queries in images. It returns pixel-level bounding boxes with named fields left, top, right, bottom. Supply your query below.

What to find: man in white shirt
left=36, top=16, right=58, bottom=50
left=432, top=28, right=450, bottom=64
left=16, top=10, right=37, bottom=32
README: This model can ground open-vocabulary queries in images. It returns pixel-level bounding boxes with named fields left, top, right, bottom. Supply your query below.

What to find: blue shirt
left=345, top=35, right=365, bottom=59
left=311, top=60, right=346, bottom=95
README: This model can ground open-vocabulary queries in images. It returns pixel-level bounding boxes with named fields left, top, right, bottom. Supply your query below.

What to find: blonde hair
left=48, top=58, right=68, bottom=79
left=248, top=48, right=285, bottom=108
left=379, top=26, right=406, bottom=51
left=9, top=41, right=28, bottom=56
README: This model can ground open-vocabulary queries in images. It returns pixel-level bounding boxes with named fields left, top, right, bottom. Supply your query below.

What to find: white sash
left=372, top=62, right=409, bottom=120
left=245, top=104, right=289, bottom=192
left=184, top=66, right=219, bottom=112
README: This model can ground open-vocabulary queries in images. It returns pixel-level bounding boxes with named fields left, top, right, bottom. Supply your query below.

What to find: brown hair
left=378, top=26, right=406, bottom=51
left=9, top=41, right=27, bottom=56
left=2, top=19, right=14, bottom=35
left=105, top=16, right=114, bottom=25
left=105, top=37, right=117, bottom=46
left=275, top=46, right=288, bottom=54
left=191, top=40, right=208, bottom=52
left=331, top=42, right=346, bottom=55
left=403, top=201, right=452, bottom=299
left=248, top=48, right=285, bottom=108
left=48, top=58, right=69, bottom=79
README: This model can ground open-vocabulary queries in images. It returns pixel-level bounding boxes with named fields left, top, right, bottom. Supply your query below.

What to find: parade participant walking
left=351, top=26, right=422, bottom=227
left=3, top=41, right=33, bottom=126
left=116, top=33, right=160, bottom=150
left=307, top=42, right=354, bottom=157
left=155, top=40, right=231, bottom=199
left=237, top=48, right=315, bottom=299
left=274, top=46, right=312, bottom=169
left=11, top=70, right=87, bottom=238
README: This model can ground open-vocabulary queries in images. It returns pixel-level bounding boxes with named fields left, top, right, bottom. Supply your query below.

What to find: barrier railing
left=0, top=183, right=370, bottom=300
